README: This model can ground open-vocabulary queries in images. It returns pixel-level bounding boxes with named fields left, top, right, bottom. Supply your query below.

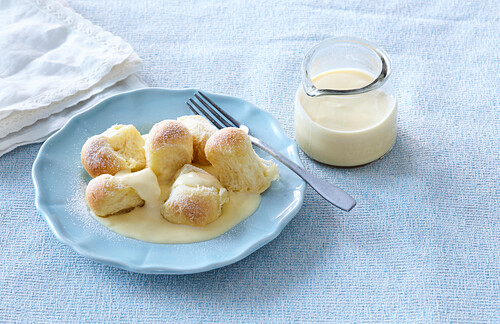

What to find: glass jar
left=294, top=37, right=397, bottom=167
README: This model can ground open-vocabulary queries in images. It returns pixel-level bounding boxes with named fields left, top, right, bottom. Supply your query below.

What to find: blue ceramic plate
left=32, top=88, right=305, bottom=274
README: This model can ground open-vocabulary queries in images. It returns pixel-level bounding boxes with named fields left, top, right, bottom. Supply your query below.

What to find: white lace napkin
left=0, top=0, right=146, bottom=156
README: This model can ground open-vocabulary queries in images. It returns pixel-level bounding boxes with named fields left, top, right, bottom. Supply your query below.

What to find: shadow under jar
left=294, top=37, right=397, bottom=167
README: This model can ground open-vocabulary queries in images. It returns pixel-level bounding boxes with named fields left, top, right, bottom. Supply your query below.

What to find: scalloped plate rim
left=32, top=87, right=306, bottom=274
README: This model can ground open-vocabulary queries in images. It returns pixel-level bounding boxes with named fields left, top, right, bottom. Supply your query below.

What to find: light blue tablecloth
left=1, top=0, right=498, bottom=322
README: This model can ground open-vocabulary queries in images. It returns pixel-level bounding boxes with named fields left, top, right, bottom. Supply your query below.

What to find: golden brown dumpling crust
left=145, top=120, right=193, bottom=182
left=177, top=115, right=218, bottom=165
left=161, top=165, right=228, bottom=226
left=81, top=125, right=146, bottom=178
left=205, top=127, right=279, bottom=193
left=86, top=174, right=145, bottom=217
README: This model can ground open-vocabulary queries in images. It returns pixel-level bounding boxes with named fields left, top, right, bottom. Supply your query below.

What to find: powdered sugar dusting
left=81, top=136, right=126, bottom=177
left=147, top=120, right=191, bottom=149
left=65, top=171, right=113, bottom=237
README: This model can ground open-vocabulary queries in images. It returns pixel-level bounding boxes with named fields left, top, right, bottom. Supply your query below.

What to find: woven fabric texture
left=0, top=0, right=498, bottom=322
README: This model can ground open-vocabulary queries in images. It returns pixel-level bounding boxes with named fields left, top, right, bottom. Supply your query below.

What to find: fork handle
left=249, top=136, right=357, bottom=211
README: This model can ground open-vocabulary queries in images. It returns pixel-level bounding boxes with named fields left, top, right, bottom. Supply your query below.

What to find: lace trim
left=0, top=53, right=141, bottom=138
left=0, top=74, right=146, bottom=157
left=3, top=0, right=138, bottom=116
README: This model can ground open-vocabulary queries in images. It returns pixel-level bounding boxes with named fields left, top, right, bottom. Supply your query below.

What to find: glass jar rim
left=302, top=37, right=392, bottom=97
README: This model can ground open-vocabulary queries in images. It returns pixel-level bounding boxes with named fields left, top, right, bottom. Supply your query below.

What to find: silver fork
left=186, top=91, right=357, bottom=211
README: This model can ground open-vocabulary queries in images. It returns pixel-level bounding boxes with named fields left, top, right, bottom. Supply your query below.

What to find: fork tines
left=186, top=91, right=241, bottom=130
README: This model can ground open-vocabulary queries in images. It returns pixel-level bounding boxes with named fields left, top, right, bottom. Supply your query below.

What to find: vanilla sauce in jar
left=294, top=38, right=397, bottom=167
